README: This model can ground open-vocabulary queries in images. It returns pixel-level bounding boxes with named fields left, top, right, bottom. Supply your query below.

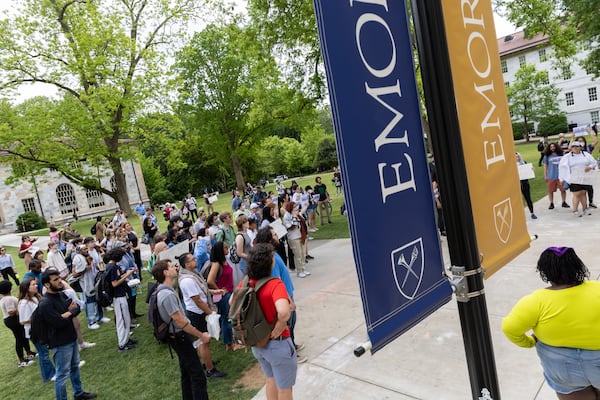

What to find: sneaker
left=584, top=208, right=592, bottom=216
left=100, top=317, right=111, bottom=323
left=51, top=375, right=56, bottom=382
left=295, top=343, right=305, bottom=351
left=118, top=345, right=135, bottom=352
left=590, top=203, right=598, bottom=209
left=105, top=306, right=114, bottom=311
left=306, top=255, right=315, bottom=260
left=297, top=355, right=308, bottom=364
left=296, top=272, right=307, bottom=278
left=303, top=270, right=311, bottom=276
left=573, top=211, right=582, bottom=217
left=548, top=203, right=554, bottom=210
left=127, top=339, right=138, bottom=346
left=25, top=353, right=37, bottom=360
left=74, top=391, right=97, bottom=400
left=18, top=360, right=34, bottom=367
left=88, top=323, right=100, bottom=330
left=206, top=368, right=226, bottom=378
left=308, top=228, right=317, bottom=233
left=531, top=213, right=537, bottom=219
left=562, top=202, right=570, bottom=208
left=79, top=342, right=96, bottom=351
left=130, top=323, right=140, bottom=329
left=79, top=360, right=86, bottom=368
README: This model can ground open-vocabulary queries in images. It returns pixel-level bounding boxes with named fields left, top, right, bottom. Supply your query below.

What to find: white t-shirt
left=0, top=295, right=18, bottom=319
left=18, top=298, right=38, bottom=338
left=179, top=277, right=207, bottom=315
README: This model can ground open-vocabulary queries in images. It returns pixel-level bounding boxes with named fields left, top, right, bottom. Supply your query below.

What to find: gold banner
left=440, top=0, right=530, bottom=277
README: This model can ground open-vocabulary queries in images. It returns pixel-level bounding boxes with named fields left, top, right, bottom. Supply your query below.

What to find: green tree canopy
left=0, top=0, right=200, bottom=212
left=175, top=22, right=313, bottom=190
left=506, top=64, right=561, bottom=141
left=495, top=0, right=600, bottom=77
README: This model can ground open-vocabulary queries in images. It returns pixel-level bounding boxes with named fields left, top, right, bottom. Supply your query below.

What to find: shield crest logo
left=493, top=198, right=513, bottom=244
left=391, top=238, right=424, bottom=300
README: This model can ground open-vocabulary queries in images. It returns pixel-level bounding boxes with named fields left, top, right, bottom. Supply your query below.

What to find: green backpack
left=228, top=276, right=275, bottom=348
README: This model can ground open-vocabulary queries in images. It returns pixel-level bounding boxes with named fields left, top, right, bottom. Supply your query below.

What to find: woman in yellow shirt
left=503, top=247, right=600, bottom=400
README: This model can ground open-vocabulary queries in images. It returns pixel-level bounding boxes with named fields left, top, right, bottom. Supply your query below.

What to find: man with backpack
left=38, top=269, right=97, bottom=400
left=151, top=259, right=210, bottom=400
left=178, top=253, right=226, bottom=379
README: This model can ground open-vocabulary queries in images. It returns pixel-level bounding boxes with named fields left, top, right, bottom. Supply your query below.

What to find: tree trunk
left=107, top=153, right=132, bottom=216
left=524, top=115, right=530, bottom=142
left=232, top=155, right=245, bottom=190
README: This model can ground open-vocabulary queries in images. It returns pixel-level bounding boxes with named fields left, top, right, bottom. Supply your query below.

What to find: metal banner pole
left=409, top=0, right=501, bottom=398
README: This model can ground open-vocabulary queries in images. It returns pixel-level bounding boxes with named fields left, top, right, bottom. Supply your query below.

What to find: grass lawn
left=0, top=146, right=548, bottom=398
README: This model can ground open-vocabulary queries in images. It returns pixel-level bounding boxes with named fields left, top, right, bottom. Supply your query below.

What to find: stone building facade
left=0, top=160, right=148, bottom=231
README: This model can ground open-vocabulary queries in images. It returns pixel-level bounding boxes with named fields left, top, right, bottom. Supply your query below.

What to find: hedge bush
left=15, top=212, right=47, bottom=232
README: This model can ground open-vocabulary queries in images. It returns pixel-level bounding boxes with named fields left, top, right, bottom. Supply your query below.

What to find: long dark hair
left=210, top=241, right=227, bottom=265
left=18, top=279, right=41, bottom=302
left=543, top=142, right=563, bottom=156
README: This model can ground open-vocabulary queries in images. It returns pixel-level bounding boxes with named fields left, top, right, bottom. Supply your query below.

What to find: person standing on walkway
left=559, top=141, right=597, bottom=217
left=245, top=243, right=298, bottom=400
left=503, top=247, right=600, bottom=400
left=152, top=259, right=210, bottom=400
left=543, top=143, right=570, bottom=210
left=38, top=269, right=96, bottom=400
left=516, top=152, right=537, bottom=220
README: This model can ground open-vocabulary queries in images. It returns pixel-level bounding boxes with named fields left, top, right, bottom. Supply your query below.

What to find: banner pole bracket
left=448, top=266, right=485, bottom=303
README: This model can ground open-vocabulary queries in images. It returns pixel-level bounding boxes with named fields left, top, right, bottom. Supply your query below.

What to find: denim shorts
left=536, top=341, right=600, bottom=394
left=252, top=337, right=297, bottom=389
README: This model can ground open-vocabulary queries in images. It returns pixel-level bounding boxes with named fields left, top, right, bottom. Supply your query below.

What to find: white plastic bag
left=206, top=312, right=221, bottom=340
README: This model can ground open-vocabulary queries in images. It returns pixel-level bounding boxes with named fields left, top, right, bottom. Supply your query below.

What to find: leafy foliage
left=537, top=113, right=568, bottom=136
left=495, top=0, right=600, bottom=77
left=506, top=64, right=561, bottom=142
left=0, top=0, right=201, bottom=212
left=15, top=211, right=47, bottom=232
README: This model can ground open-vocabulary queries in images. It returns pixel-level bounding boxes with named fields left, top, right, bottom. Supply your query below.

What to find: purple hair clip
left=546, top=246, right=571, bottom=257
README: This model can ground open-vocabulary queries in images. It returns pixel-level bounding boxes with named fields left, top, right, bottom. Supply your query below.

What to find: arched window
left=56, top=184, right=79, bottom=215
left=86, top=189, right=105, bottom=208
left=110, top=176, right=117, bottom=193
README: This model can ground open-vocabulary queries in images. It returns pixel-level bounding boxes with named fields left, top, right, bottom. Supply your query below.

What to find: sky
left=1, top=3, right=517, bottom=103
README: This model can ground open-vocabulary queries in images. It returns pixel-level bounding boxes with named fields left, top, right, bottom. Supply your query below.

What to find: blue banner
left=313, top=0, right=453, bottom=353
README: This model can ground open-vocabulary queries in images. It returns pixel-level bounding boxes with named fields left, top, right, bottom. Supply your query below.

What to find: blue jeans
left=34, top=341, right=55, bottom=382
left=52, top=340, right=83, bottom=400
left=217, top=292, right=232, bottom=345
left=82, top=292, right=101, bottom=326
left=238, top=259, right=247, bottom=276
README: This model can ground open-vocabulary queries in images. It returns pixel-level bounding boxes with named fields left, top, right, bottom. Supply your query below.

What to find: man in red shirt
left=245, top=243, right=297, bottom=400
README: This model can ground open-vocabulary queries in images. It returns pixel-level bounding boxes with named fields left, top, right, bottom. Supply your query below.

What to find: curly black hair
left=537, top=247, right=589, bottom=285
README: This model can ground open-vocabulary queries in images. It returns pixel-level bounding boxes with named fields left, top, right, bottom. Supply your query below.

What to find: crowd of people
left=0, top=175, right=342, bottom=399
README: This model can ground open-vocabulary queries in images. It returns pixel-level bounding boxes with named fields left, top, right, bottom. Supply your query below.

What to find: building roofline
left=497, top=30, right=549, bottom=57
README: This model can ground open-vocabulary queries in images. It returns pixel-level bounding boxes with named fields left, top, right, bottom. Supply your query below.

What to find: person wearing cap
left=559, top=140, right=597, bottom=217
left=72, top=244, right=101, bottom=330
left=248, top=203, right=262, bottom=226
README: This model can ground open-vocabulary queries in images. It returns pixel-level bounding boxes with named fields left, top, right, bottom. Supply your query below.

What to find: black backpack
left=95, top=270, right=114, bottom=308
left=228, top=276, right=275, bottom=348
left=148, top=284, right=171, bottom=344
left=30, top=306, right=49, bottom=345
left=90, top=223, right=97, bottom=235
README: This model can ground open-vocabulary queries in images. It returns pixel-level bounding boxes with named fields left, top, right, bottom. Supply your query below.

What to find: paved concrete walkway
left=252, top=171, right=600, bottom=400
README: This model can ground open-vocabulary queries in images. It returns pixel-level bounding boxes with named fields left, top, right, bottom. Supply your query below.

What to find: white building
left=0, top=159, right=148, bottom=232
left=498, top=30, right=599, bottom=130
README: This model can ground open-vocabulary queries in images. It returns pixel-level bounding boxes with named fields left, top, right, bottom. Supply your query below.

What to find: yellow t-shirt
left=502, top=280, right=600, bottom=349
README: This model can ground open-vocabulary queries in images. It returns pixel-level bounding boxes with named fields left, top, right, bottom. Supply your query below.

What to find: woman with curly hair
left=503, top=247, right=600, bottom=400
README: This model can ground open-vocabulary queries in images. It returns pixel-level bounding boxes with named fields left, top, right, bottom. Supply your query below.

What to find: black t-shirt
left=106, top=262, right=128, bottom=298
left=315, top=183, right=327, bottom=201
